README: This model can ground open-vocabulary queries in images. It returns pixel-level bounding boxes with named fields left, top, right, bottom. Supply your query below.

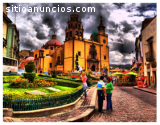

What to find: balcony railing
left=145, top=51, right=154, bottom=62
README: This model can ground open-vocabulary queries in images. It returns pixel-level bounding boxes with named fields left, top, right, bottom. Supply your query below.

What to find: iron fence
left=3, top=88, right=83, bottom=111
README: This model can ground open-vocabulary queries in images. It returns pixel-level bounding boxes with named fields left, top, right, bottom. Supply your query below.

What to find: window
left=50, top=47, right=53, bottom=50
left=76, top=31, right=78, bottom=35
left=78, top=24, right=80, bottom=28
left=78, top=51, right=81, bottom=56
left=35, top=54, right=37, bottom=58
left=70, top=31, right=72, bottom=37
left=36, top=62, right=37, bottom=66
left=80, top=32, right=82, bottom=36
left=104, top=55, right=106, bottom=60
left=46, top=54, right=49, bottom=56
left=50, top=63, right=52, bottom=68
left=103, top=39, right=106, bottom=44
left=75, top=23, right=77, bottom=28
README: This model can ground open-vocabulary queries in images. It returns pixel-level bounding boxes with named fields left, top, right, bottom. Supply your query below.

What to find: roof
left=45, top=39, right=62, bottom=46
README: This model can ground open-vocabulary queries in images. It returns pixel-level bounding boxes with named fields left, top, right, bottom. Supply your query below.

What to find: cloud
left=113, top=3, right=125, bottom=9
left=120, top=20, right=134, bottom=33
left=6, top=3, right=157, bottom=65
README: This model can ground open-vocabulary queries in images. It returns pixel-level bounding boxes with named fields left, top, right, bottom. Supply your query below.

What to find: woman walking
left=82, top=72, right=88, bottom=99
left=106, top=77, right=113, bottom=111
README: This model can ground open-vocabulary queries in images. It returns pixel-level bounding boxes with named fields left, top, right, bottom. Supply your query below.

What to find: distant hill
left=110, top=64, right=131, bottom=69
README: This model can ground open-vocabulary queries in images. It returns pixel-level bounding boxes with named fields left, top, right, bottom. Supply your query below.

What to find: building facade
left=34, top=34, right=64, bottom=74
left=141, top=16, right=157, bottom=88
left=64, top=12, right=109, bottom=73
left=3, top=3, right=20, bottom=73
left=134, top=36, right=144, bottom=76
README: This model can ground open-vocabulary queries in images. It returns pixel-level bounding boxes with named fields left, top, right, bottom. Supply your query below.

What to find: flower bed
left=3, top=76, right=83, bottom=111
left=8, top=78, right=57, bottom=88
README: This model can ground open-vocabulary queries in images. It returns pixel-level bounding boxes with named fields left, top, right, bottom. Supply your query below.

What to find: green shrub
left=23, top=72, right=36, bottom=82
left=51, top=70, right=57, bottom=78
left=36, top=77, right=81, bottom=88
left=25, top=61, right=35, bottom=72
left=3, top=76, right=20, bottom=83
left=9, top=78, right=29, bottom=88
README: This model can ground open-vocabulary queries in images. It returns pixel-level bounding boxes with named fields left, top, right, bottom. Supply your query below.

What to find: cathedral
left=64, top=12, right=109, bottom=73
left=33, top=12, right=109, bottom=74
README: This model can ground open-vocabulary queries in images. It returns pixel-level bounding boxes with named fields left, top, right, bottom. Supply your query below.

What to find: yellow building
left=34, top=34, right=64, bottom=74
left=3, top=3, right=12, bottom=57
left=64, top=13, right=109, bottom=73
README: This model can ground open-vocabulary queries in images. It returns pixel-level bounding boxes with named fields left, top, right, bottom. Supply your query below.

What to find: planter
left=133, top=83, right=137, bottom=86
left=118, top=83, right=122, bottom=86
left=122, top=83, right=127, bottom=86
left=115, top=83, right=118, bottom=86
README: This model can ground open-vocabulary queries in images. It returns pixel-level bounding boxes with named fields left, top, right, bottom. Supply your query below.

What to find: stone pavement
left=88, top=86, right=156, bottom=122
left=3, top=85, right=96, bottom=122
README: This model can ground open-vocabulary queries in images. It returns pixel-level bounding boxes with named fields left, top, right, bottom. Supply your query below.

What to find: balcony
left=145, top=51, right=154, bottom=62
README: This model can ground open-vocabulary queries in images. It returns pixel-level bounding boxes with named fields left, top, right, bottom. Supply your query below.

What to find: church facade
left=64, top=12, right=109, bottom=73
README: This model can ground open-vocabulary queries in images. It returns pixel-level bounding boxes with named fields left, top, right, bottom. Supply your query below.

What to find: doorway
left=147, top=72, right=150, bottom=86
left=153, top=71, right=156, bottom=88
left=91, top=65, right=95, bottom=71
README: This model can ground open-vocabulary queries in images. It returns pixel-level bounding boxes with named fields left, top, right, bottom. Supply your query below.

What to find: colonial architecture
left=3, top=3, right=20, bottom=73
left=64, top=12, right=109, bottom=73
left=134, top=35, right=144, bottom=76
left=141, top=16, right=157, bottom=88
left=33, top=34, right=64, bottom=74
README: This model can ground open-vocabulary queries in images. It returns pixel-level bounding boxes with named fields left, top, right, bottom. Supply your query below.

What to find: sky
left=7, top=3, right=157, bottom=65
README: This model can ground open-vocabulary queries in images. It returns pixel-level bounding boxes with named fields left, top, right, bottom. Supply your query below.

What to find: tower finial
left=100, top=15, right=103, bottom=24
left=73, top=6, right=76, bottom=13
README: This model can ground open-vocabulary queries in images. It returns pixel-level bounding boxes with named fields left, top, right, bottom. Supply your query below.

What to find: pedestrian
left=106, top=77, right=113, bottom=111
left=113, top=76, right=115, bottom=85
left=82, top=72, right=88, bottom=99
left=97, top=76, right=107, bottom=113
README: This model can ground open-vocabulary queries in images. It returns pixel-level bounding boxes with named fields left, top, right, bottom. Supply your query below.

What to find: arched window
left=76, top=31, right=78, bottom=35
left=66, top=32, right=68, bottom=38
left=75, top=23, right=77, bottom=28
left=80, top=32, right=82, bottom=36
left=103, top=39, right=106, bottom=44
left=69, top=24, right=70, bottom=29
left=70, top=31, right=72, bottom=37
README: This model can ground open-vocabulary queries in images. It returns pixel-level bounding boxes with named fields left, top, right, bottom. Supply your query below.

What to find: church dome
left=26, top=57, right=34, bottom=61
left=45, top=34, right=62, bottom=46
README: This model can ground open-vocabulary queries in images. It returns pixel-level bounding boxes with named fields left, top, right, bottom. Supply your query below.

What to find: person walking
left=97, top=76, right=107, bottom=113
left=106, top=77, right=113, bottom=111
left=82, top=72, right=88, bottom=99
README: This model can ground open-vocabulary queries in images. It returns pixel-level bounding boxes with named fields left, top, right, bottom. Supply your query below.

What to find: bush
left=23, top=72, right=36, bottom=82
left=33, top=79, right=57, bottom=87
left=9, top=78, right=30, bottom=88
left=25, top=61, right=35, bottom=72
left=36, top=77, right=81, bottom=88
left=3, top=76, right=20, bottom=83
left=51, top=70, right=57, bottom=78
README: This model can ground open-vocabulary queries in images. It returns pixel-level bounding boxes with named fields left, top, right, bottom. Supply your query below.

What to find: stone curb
left=65, top=86, right=97, bottom=122
left=133, top=86, right=156, bottom=95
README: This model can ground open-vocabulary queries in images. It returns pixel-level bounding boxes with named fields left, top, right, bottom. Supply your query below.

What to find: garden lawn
left=53, top=85, right=74, bottom=91
left=3, top=83, right=74, bottom=94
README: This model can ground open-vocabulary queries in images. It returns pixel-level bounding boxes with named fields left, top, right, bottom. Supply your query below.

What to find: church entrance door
left=91, top=65, right=95, bottom=71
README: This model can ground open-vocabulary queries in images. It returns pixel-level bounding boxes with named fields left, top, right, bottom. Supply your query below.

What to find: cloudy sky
left=7, top=3, right=157, bottom=65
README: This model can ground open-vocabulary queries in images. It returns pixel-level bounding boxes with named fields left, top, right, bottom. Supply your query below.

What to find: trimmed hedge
left=25, top=61, right=35, bottom=72
left=36, top=77, right=81, bottom=88
left=23, top=73, right=36, bottom=82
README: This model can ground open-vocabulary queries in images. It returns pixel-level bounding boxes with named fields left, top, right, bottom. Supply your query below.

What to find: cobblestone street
left=88, top=86, right=156, bottom=122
